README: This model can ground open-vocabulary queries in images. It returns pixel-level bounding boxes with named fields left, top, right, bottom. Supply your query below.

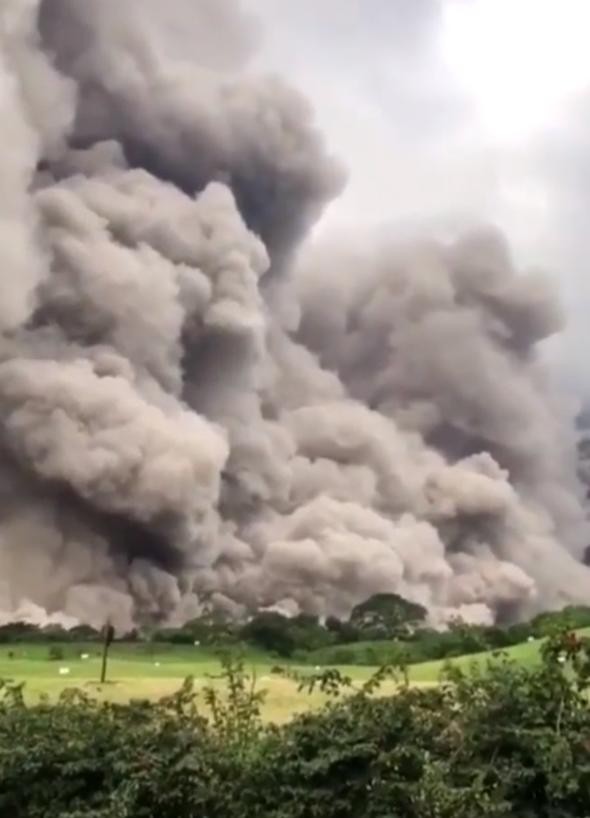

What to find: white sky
left=245, top=0, right=590, bottom=397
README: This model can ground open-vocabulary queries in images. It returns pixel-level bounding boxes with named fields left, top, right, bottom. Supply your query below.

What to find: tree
left=67, top=624, right=101, bottom=641
left=150, top=611, right=238, bottom=646
left=325, top=616, right=360, bottom=644
left=531, top=605, right=590, bottom=637
left=240, top=612, right=296, bottom=657
left=287, top=614, right=336, bottom=652
left=0, top=622, right=38, bottom=643
left=349, top=593, right=427, bottom=639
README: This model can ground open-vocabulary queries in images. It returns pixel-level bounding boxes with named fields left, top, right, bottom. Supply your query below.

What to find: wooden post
left=100, top=622, right=115, bottom=684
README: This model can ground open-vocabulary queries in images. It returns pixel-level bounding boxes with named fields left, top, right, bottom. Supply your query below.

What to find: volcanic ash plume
left=0, top=0, right=588, bottom=630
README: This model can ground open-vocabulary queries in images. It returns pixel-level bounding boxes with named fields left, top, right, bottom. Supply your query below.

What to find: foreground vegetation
left=1, top=631, right=590, bottom=817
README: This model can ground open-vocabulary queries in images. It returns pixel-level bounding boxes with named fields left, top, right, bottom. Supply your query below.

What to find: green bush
left=0, top=680, right=232, bottom=818
left=47, top=646, right=64, bottom=662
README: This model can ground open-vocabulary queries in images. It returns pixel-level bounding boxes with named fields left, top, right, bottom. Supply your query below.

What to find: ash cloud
left=0, top=0, right=588, bottom=630
left=38, top=0, right=345, bottom=266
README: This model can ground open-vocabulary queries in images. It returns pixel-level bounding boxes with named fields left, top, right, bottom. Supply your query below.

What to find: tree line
left=3, top=596, right=590, bottom=666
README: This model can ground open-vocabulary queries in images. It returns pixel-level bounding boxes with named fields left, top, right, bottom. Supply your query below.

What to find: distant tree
left=47, top=646, right=64, bottom=661
left=287, top=614, right=336, bottom=652
left=67, top=624, right=101, bottom=642
left=349, top=593, right=427, bottom=639
left=531, top=605, right=590, bottom=637
left=325, top=616, right=360, bottom=644
left=446, top=620, right=489, bottom=655
left=151, top=627, right=195, bottom=645
left=0, top=622, right=39, bottom=643
left=0, top=622, right=104, bottom=644
left=240, top=612, right=296, bottom=657
left=503, top=621, right=533, bottom=645
left=481, top=624, right=514, bottom=649
left=184, top=611, right=237, bottom=646
left=150, top=611, right=237, bottom=647
left=40, top=625, right=67, bottom=642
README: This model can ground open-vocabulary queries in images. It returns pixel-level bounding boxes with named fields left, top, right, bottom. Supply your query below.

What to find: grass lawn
left=0, top=630, right=583, bottom=721
left=0, top=642, right=338, bottom=721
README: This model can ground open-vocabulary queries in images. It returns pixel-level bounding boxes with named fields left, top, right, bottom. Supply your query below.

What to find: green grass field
left=0, top=632, right=577, bottom=722
left=0, top=642, right=337, bottom=721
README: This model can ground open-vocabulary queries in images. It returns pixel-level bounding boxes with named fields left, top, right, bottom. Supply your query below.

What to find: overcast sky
left=243, top=0, right=590, bottom=398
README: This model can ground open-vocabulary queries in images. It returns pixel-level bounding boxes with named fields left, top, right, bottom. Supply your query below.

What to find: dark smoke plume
left=0, top=0, right=588, bottom=630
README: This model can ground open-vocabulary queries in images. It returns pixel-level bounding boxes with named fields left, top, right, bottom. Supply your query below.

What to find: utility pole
left=100, top=622, right=115, bottom=684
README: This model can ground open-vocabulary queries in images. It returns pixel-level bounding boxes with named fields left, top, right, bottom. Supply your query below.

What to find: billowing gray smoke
left=1, top=0, right=589, bottom=631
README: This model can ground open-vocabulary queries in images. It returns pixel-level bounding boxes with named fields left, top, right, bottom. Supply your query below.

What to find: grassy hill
left=304, top=631, right=555, bottom=674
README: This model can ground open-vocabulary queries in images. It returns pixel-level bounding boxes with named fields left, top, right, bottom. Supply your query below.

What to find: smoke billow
left=0, top=0, right=588, bottom=630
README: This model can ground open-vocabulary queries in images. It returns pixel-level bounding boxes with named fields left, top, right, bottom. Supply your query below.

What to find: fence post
left=100, top=622, right=115, bottom=684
